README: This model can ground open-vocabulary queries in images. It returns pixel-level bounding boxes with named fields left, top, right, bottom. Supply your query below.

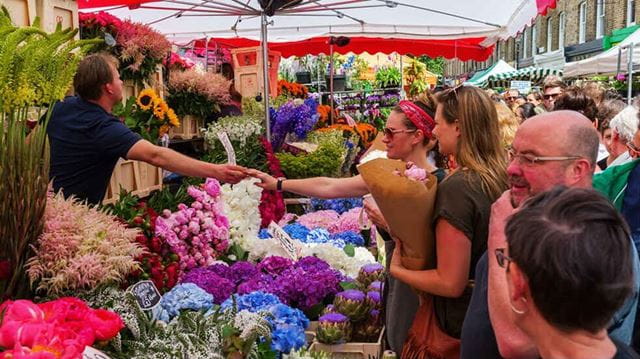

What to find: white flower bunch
left=221, top=178, right=263, bottom=246
left=359, top=149, right=388, bottom=164
left=203, top=115, right=263, bottom=148
left=234, top=310, right=271, bottom=340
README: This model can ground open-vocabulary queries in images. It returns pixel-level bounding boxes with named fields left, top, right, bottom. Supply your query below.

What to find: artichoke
left=353, top=309, right=382, bottom=342
left=367, top=280, right=383, bottom=293
left=333, top=289, right=370, bottom=322
left=316, top=313, right=352, bottom=344
left=357, top=263, right=385, bottom=288
left=366, top=291, right=382, bottom=310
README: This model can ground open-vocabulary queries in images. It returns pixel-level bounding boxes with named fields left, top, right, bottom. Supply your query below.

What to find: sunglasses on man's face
left=543, top=93, right=561, bottom=100
left=506, top=96, right=518, bottom=101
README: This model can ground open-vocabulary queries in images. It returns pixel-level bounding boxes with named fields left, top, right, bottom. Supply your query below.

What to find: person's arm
left=247, top=169, right=369, bottom=199
left=390, top=218, right=471, bottom=298
left=487, top=191, right=538, bottom=359
left=126, top=140, right=247, bottom=184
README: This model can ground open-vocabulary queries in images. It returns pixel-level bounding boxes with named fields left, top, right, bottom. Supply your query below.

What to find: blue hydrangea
left=305, top=228, right=331, bottom=244
left=271, top=325, right=307, bottom=353
left=259, top=228, right=271, bottom=239
left=221, top=291, right=281, bottom=312
left=331, top=231, right=365, bottom=246
left=283, top=223, right=311, bottom=240
left=154, top=283, right=214, bottom=322
left=310, top=197, right=363, bottom=214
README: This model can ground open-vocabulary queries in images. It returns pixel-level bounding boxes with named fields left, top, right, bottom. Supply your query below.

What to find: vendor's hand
left=364, top=200, right=388, bottom=232
left=246, top=169, right=278, bottom=191
left=211, top=164, right=248, bottom=184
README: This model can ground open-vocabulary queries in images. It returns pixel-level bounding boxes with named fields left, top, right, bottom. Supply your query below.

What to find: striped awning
left=485, top=67, right=563, bottom=88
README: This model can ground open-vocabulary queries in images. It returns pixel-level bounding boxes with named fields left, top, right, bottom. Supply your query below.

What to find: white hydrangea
left=221, top=178, right=263, bottom=246
left=300, top=244, right=375, bottom=278
left=203, top=115, right=263, bottom=148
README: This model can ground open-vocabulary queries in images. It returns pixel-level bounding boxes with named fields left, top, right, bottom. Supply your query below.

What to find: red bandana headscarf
left=398, top=100, right=436, bottom=139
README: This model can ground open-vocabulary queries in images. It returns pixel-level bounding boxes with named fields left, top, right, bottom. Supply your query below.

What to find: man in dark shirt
left=48, top=53, right=246, bottom=205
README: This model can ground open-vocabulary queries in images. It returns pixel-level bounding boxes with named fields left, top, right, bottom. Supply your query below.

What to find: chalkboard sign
left=83, top=346, right=111, bottom=359
left=127, top=280, right=161, bottom=310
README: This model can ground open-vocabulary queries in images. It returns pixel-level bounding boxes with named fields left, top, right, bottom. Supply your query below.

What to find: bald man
left=460, top=111, right=640, bottom=359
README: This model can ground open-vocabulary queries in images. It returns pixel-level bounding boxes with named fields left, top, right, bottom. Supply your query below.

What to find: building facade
left=445, top=0, right=640, bottom=80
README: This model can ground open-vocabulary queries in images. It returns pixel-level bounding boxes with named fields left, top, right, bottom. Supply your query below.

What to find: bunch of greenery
left=0, top=7, right=101, bottom=298
left=276, top=130, right=347, bottom=179
left=375, top=66, right=402, bottom=88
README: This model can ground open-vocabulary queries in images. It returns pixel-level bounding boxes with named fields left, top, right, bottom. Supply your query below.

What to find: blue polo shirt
left=47, top=96, right=141, bottom=205
left=623, top=163, right=640, bottom=249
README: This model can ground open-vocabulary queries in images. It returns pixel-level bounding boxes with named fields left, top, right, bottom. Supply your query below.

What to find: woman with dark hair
left=499, top=187, right=638, bottom=358
left=392, top=86, right=508, bottom=357
left=249, top=94, right=445, bottom=354
left=516, top=103, right=537, bottom=123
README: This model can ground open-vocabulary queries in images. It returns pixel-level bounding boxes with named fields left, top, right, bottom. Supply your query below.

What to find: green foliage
left=0, top=8, right=99, bottom=298
left=375, top=66, right=402, bottom=88
left=166, top=91, right=219, bottom=119
left=276, top=130, right=346, bottom=179
left=146, top=183, right=194, bottom=213
left=418, top=56, right=445, bottom=75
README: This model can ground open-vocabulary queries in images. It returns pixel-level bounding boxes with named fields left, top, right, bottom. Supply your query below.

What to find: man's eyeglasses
left=506, top=96, right=518, bottom=101
left=383, top=128, right=416, bottom=139
left=543, top=93, right=561, bottom=100
left=507, top=148, right=581, bottom=166
left=495, top=248, right=512, bottom=270
left=627, top=141, right=640, bottom=158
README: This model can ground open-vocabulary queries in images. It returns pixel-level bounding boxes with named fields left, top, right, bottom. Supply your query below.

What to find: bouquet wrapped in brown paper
left=358, top=158, right=437, bottom=270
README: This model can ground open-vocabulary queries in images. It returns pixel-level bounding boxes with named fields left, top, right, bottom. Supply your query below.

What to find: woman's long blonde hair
left=436, top=86, right=508, bottom=200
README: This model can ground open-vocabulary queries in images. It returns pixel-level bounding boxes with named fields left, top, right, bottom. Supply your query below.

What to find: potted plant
left=375, top=66, right=401, bottom=89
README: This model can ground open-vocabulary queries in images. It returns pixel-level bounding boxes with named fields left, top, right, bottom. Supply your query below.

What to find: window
left=579, top=2, right=587, bottom=43
left=531, top=25, right=537, bottom=56
left=559, top=12, right=566, bottom=48
left=628, top=0, right=636, bottom=26
left=596, top=0, right=605, bottom=39
left=547, top=18, right=553, bottom=52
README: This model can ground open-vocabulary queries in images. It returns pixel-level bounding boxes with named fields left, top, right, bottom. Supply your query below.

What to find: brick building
left=445, top=0, right=640, bottom=81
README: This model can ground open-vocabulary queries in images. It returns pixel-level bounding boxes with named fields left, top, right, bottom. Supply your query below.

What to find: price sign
left=83, top=347, right=111, bottom=359
left=127, top=280, right=161, bottom=310
left=217, top=132, right=236, bottom=165
left=268, top=221, right=298, bottom=260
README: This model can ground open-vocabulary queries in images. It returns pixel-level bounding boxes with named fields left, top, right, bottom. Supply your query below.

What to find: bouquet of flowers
left=259, top=137, right=286, bottom=227
left=163, top=51, right=194, bottom=71
left=270, top=98, right=319, bottom=150
left=113, top=88, right=180, bottom=142
left=166, top=69, right=231, bottom=118
left=155, top=179, right=230, bottom=273
left=202, top=114, right=267, bottom=171
left=221, top=178, right=264, bottom=247
left=26, top=193, right=143, bottom=297
left=278, top=80, right=309, bottom=99
left=0, top=297, right=123, bottom=357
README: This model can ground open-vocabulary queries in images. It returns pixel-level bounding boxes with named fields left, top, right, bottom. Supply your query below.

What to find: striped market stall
left=486, top=67, right=563, bottom=88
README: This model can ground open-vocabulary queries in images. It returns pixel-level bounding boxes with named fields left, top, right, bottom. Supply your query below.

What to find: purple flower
left=258, top=256, right=294, bottom=276
left=180, top=269, right=235, bottom=304
left=368, top=281, right=383, bottom=293
left=361, top=263, right=384, bottom=274
left=237, top=273, right=274, bottom=295
left=229, top=261, right=258, bottom=284
left=295, top=256, right=330, bottom=272
left=337, top=289, right=366, bottom=302
left=319, top=312, right=349, bottom=324
left=206, top=263, right=232, bottom=279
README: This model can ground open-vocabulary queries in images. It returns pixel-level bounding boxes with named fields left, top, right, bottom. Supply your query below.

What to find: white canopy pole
left=261, top=12, right=271, bottom=140
left=628, top=43, right=634, bottom=105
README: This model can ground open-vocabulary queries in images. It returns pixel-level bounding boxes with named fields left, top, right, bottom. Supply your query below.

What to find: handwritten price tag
left=268, top=221, right=299, bottom=260
left=127, top=280, right=161, bottom=311
left=217, top=132, right=236, bottom=165
left=83, top=347, right=111, bottom=359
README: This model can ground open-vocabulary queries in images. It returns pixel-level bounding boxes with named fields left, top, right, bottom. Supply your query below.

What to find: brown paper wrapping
left=358, top=158, right=437, bottom=270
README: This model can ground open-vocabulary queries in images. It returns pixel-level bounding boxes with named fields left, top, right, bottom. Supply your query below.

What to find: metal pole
left=617, top=46, right=622, bottom=76
left=329, top=43, right=334, bottom=125
left=628, top=43, right=634, bottom=105
left=399, top=53, right=404, bottom=97
left=261, top=12, right=271, bottom=140
left=204, top=36, right=209, bottom=72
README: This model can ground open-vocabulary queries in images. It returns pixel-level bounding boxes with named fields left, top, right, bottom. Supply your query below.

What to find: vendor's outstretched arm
left=487, top=191, right=538, bottom=359
left=390, top=218, right=471, bottom=298
left=127, top=140, right=247, bottom=184
left=247, top=169, right=369, bottom=199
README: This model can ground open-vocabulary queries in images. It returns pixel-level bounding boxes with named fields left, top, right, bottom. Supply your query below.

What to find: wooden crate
left=231, top=46, right=281, bottom=98
left=39, top=0, right=78, bottom=33
left=122, top=64, right=164, bottom=105
left=169, top=114, right=203, bottom=139
left=102, top=159, right=163, bottom=205
left=309, top=328, right=384, bottom=359
left=3, top=0, right=37, bottom=27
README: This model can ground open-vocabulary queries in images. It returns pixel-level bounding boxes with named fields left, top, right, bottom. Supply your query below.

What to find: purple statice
left=295, top=256, right=331, bottom=272
left=229, top=261, right=258, bottom=285
left=258, top=256, right=294, bottom=276
left=180, top=269, right=235, bottom=304
left=237, top=273, right=274, bottom=295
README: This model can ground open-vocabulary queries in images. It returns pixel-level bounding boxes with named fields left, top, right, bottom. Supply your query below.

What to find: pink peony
left=86, top=309, right=124, bottom=341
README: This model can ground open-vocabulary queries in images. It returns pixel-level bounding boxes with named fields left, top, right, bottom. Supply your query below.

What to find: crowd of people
left=48, top=54, right=640, bottom=358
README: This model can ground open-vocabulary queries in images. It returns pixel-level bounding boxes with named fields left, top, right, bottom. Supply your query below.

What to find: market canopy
left=564, top=27, right=640, bottom=77
left=79, top=0, right=558, bottom=61
left=465, top=59, right=516, bottom=87
left=485, top=67, right=563, bottom=88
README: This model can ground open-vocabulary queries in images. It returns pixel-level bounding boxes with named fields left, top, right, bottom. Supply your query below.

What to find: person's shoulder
left=612, top=339, right=640, bottom=359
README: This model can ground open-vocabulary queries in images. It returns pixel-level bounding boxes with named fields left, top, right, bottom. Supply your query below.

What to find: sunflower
left=167, top=108, right=180, bottom=127
left=159, top=124, right=170, bottom=137
left=137, top=89, right=158, bottom=111
left=153, top=100, right=168, bottom=120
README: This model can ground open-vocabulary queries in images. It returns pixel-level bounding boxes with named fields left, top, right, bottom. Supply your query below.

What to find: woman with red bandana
left=248, top=93, right=445, bottom=355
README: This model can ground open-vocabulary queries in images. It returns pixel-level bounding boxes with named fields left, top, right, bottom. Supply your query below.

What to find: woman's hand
left=364, top=200, right=389, bottom=232
left=246, top=169, right=278, bottom=191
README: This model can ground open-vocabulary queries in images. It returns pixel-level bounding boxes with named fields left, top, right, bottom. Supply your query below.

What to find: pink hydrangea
left=297, top=210, right=340, bottom=230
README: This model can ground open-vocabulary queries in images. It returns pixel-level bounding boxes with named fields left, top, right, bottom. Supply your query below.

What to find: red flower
left=86, top=309, right=124, bottom=341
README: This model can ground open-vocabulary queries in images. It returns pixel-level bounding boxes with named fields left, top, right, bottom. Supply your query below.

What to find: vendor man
left=47, top=53, right=247, bottom=205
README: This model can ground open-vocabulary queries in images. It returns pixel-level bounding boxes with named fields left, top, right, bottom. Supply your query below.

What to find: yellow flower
left=137, top=88, right=158, bottom=111
left=167, top=108, right=180, bottom=127
left=153, top=100, right=168, bottom=120
left=159, top=124, right=170, bottom=137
